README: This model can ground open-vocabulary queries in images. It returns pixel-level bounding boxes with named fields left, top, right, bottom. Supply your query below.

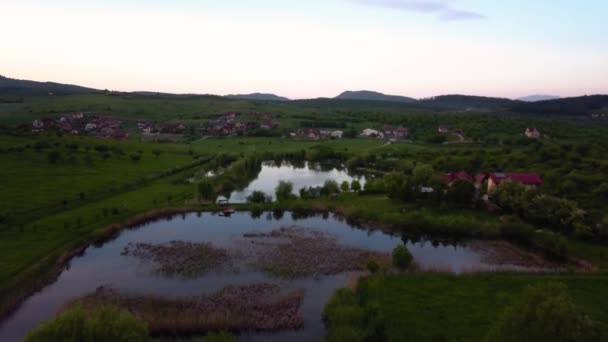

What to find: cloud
left=440, top=9, right=485, bottom=21
left=349, top=0, right=485, bottom=21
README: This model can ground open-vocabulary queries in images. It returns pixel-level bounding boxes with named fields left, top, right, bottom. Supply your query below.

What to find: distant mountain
left=0, top=75, right=100, bottom=96
left=511, top=95, right=608, bottom=116
left=225, top=93, right=290, bottom=101
left=517, top=95, right=561, bottom=102
left=420, top=95, right=516, bottom=110
left=335, top=90, right=416, bottom=103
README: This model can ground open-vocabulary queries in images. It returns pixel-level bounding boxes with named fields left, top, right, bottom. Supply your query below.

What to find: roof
left=488, top=173, right=542, bottom=185
left=446, top=171, right=473, bottom=183
left=475, top=173, right=487, bottom=183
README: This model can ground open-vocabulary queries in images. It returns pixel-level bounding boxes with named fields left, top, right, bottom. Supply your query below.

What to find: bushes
left=392, top=245, right=413, bottom=270
left=323, top=288, right=386, bottom=342
left=275, top=181, right=295, bottom=201
left=485, top=282, right=600, bottom=342
left=494, top=181, right=584, bottom=235
left=197, top=179, right=215, bottom=200
left=246, top=190, right=271, bottom=203
left=25, top=304, right=149, bottom=342
left=322, top=180, right=340, bottom=196
left=445, top=179, right=476, bottom=205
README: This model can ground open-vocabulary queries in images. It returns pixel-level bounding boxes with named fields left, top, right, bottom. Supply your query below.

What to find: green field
left=354, top=273, right=608, bottom=341
left=1, top=93, right=608, bottom=340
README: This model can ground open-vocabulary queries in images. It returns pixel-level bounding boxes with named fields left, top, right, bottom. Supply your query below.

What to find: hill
left=0, top=75, right=100, bottom=96
left=511, top=95, right=608, bottom=116
left=335, top=90, right=417, bottom=103
left=225, top=93, right=290, bottom=101
left=517, top=95, right=561, bottom=102
left=420, top=95, right=517, bottom=110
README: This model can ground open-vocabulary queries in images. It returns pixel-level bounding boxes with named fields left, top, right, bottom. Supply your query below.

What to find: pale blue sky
left=1, top=0, right=606, bottom=98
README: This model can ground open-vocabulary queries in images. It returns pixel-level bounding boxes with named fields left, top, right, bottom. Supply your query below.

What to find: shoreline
left=0, top=201, right=596, bottom=326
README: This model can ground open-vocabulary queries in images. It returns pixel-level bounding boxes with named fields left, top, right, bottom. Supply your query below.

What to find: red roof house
left=487, top=172, right=542, bottom=192
left=446, top=171, right=473, bottom=185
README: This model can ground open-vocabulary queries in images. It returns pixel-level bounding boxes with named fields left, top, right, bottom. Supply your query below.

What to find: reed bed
left=469, top=240, right=563, bottom=270
left=243, top=226, right=390, bottom=278
left=121, top=241, right=229, bottom=277
left=72, top=284, right=305, bottom=333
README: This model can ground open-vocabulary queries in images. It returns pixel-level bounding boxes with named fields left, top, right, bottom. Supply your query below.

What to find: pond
left=229, top=162, right=366, bottom=203
left=0, top=212, right=545, bottom=341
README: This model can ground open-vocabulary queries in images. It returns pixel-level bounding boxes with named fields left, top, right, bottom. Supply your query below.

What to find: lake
left=0, top=212, right=535, bottom=341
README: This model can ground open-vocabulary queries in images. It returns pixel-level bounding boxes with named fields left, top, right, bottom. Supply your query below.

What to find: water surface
left=229, top=162, right=366, bottom=203
left=0, top=212, right=522, bottom=341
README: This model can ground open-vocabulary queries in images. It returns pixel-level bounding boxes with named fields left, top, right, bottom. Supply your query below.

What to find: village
left=31, top=112, right=542, bottom=143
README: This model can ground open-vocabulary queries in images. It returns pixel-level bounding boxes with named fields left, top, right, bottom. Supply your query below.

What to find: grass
left=359, top=273, right=608, bottom=342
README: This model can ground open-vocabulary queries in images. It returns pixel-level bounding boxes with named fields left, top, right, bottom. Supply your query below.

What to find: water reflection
left=229, top=162, right=366, bottom=203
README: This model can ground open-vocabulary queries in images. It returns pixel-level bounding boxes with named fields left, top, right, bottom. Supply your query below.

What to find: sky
left=1, top=0, right=607, bottom=99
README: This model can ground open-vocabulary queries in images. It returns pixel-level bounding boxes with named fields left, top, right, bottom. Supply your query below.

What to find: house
left=383, top=125, right=409, bottom=139
left=71, top=112, right=84, bottom=119
left=445, top=171, right=473, bottom=185
left=437, top=125, right=449, bottom=134
left=260, top=121, right=273, bottom=130
left=216, top=196, right=229, bottom=206
left=85, top=123, right=97, bottom=131
left=330, top=130, right=343, bottom=139
left=32, top=119, right=45, bottom=131
left=487, top=172, right=543, bottom=193
left=525, top=127, right=541, bottom=139
left=361, top=128, right=383, bottom=138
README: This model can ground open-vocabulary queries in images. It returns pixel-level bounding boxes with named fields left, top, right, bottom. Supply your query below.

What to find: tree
left=392, top=245, right=413, bottom=270
left=340, top=181, right=350, bottom=192
left=152, top=149, right=161, bottom=158
left=197, top=179, right=215, bottom=200
left=485, top=282, right=600, bottom=342
left=412, top=163, right=434, bottom=185
left=247, top=190, right=271, bottom=203
left=322, top=180, right=341, bottom=196
left=351, top=180, right=362, bottom=192
left=130, top=153, right=141, bottom=162
left=275, top=181, right=294, bottom=201
left=445, top=179, right=476, bottom=205
left=25, top=305, right=149, bottom=342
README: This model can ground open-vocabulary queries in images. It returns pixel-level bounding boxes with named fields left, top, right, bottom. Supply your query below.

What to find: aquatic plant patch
left=71, top=284, right=305, bottom=333
left=243, top=226, right=390, bottom=277
left=121, top=240, right=229, bottom=277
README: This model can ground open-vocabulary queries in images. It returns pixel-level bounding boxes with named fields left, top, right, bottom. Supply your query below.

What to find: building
left=361, top=128, right=383, bottom=138
left=525, top=127, right=541, bottom=139
left=330, top=130, right=343, bottom=139
left=383, top=125, right=409, bottom=139
left=487, top=173, right=543, bottom=193
left=71, top=112, right=84, bottom=119
left=445, top=171, right=473, bottom=185
left=437, top=125, right=449, bottom=134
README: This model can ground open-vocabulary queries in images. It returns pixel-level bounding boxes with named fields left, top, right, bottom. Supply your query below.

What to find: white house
left=361, top=128, right=383, bottom=138
left=331, top=130, right=343, bottom=139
